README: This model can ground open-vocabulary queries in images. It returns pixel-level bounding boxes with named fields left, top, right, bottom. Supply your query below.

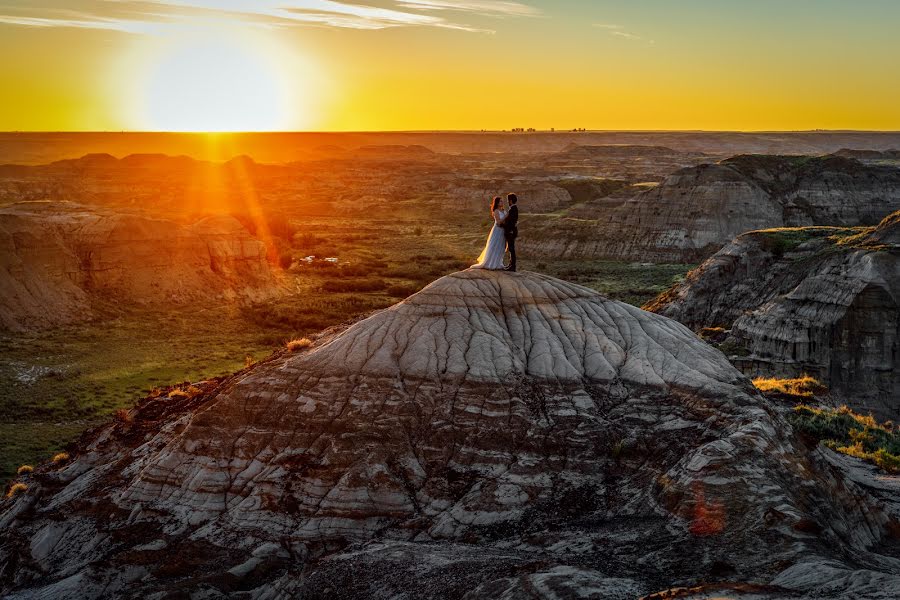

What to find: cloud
left=593, top=22, right=654, bottom=44
left=0, top=0, right=540, bottom=34
left=396, top=1, right=540, bottom=17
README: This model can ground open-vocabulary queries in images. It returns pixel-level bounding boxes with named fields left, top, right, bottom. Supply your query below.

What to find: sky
left=1, top=0, right=899, bottom=131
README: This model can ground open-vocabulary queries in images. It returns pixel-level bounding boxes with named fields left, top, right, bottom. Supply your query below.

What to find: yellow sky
left=1, top=1, right=899, bottom=131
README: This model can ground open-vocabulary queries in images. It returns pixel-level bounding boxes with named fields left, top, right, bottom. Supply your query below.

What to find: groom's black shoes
left=504, top=266, right=516, bottom=272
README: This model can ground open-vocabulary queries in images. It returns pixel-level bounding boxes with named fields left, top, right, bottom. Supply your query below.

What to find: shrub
left=789, top=404, right=900, bottom=474
left=52, top=452, right=70, bottom=464
left=752, top=375, right=827, bottom=399
left=6, top=483, right=27, bottom=499
left=168, top=389, right=190, bottom=399
left=286, top=338, right=313, bottom=352
left=320, top=279, right=387, bottom=293
left=16, top=465, right=34, bottom=476
left=115, top=408, right=132, bottom=423
left=698, top=326, right=728, bottom=343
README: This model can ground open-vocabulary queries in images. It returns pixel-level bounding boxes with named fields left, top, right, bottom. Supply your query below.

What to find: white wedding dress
left=471, top=209, right=507, bottom=270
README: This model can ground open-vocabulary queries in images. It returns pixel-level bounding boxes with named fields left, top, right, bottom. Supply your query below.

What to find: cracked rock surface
left=2, top=270, right=899, bottom=598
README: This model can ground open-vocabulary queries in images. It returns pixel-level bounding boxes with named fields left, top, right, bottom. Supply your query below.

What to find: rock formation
left=0, top=202, right=282, bottom=331
left=2, top=270, right=898, bottom=598
left=649, top=211, right=900, bottom=419
left=552, top=154, right=900, bottom=263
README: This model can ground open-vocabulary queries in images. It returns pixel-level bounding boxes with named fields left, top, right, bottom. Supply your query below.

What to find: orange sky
left=1, top=1, right=899, bottom=131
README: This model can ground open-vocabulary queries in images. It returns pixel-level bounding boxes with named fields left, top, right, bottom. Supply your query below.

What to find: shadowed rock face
left=574, top=155, right=900, bottom=263
left=650, top=211, right=900, bottom=419
left=0, top=202, right=281, bottom=331
left=2, top=270, right=899, bottom=599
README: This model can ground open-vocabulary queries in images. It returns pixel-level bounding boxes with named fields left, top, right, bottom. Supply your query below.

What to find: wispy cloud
left=396, top=1, right=540, bottom=17
left=0, top=0, right=540, bottom=34
left=593, top=22, right=654, bottom=44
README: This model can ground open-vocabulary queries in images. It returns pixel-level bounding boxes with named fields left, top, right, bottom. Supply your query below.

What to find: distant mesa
left=351, top=144, right=436, bottom=158
left=554, top=143, right=695, bottom=159
left=1, top=270, right=898, bottom=598
left=0, top=201, right=282, bottom=331
left=649, top=210, right=900, bottom=419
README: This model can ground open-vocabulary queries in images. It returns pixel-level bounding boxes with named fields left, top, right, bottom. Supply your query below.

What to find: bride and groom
left=472, top=193, right=519, bottom=271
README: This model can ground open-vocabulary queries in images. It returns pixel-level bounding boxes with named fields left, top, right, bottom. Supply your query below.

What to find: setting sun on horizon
left=1, top=0, right=899, bottom=132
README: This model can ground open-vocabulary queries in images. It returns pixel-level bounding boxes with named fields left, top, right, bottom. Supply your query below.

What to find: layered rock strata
left=2, top=270, right=899, bottom=598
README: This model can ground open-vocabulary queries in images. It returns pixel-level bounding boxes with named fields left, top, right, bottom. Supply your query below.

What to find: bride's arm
left=493, top=210, right=506, bottom=225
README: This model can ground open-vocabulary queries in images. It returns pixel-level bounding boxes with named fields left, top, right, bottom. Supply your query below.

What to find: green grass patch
left=525, top=260, right=695, bottom=307
left=788, top=405, right=900, bottom=474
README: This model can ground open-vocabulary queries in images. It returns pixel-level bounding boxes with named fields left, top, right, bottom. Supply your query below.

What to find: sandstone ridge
left=1, top=270, right=899, bottom=598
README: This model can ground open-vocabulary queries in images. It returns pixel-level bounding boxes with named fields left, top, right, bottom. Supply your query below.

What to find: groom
left=503, top=193, right=519, bottom=272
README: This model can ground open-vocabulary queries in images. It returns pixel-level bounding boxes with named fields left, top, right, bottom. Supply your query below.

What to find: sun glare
left=142, top=36, right=291, bottom=132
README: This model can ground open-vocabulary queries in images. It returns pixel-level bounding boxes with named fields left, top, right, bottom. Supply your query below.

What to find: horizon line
left=3, top=129, right=900, bottom=135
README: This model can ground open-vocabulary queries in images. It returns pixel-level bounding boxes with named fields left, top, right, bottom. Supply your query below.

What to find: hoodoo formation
left=650, top=210, right=900, bottom=420
left=2, top=270, right=899, bottom=598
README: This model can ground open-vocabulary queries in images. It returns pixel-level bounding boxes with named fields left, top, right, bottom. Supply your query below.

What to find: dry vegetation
left=752, top=375, right=828, bottom=399
left=5, top=482, right=27, bottom=499
left=285, top=338, right=313, bottom=352
left=789, top=405, right=900, bottom=474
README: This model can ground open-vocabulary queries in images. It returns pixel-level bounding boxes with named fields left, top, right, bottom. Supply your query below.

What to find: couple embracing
left=471, top=193, right=519, bottom=272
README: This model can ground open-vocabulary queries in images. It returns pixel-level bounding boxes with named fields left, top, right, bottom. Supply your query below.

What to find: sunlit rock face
left=568, top=154, right=900, bottom=263
left=0, top=202, right=281, bottom=331
left=2, top=270, right=899, bottom=598
left=651, top=211, right=900, bottom=420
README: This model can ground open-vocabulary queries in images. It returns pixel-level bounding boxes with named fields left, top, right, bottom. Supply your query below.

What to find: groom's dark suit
left=503, top=204, right=519, bottom=271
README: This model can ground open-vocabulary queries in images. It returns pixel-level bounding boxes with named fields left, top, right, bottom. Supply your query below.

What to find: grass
left=755, top=227, right=855, bottom=257
left=0, top=213, right=695, bottom=480
left=752, top=375, right=828, bottom=399
left=524, top=259, right=694, bottom=306
left=788, top=404, right=900, bottom=474
left=285, top=338, right=313, bottom=352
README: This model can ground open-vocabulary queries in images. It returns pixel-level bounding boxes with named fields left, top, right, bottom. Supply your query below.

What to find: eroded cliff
left=2, top=270, right=898, bottom=599
left=650, top=211, right=900, bottom=419
left=0, top=202, right=282, bottom=331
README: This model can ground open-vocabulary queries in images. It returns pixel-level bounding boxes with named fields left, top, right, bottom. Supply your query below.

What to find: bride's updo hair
left=491, top=196, right=502, bottom=212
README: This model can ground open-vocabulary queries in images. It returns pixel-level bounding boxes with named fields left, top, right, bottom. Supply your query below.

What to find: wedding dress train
left=471, top=209, right=507, bottom=270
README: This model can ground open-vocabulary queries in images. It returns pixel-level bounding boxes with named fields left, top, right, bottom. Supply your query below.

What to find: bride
left=471, top=196, right=508, bottom=270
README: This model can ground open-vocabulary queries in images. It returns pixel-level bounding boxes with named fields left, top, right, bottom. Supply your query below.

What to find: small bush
left=168, top=389, right=190, bottom=399
left=789, top=404, right=900, bottom=474
left=115, top=408, right=132, bottom=423
left=286, top=338, right=313, bottom=352
left=16, top=465, right=34, bottom=476
left=6, top=482, right=27, bottom=499
left=753, top=375, right=827, bottom=399
left=52, top=452, right=70, bottom=464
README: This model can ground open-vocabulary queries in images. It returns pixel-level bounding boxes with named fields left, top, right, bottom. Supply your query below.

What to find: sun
left=142, top=35, right=290, bottom=132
